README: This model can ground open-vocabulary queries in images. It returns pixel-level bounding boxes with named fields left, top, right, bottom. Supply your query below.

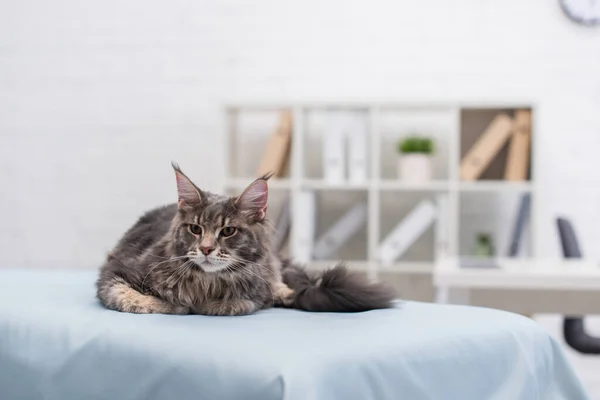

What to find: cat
left=96, top=163, right=395, bottom=316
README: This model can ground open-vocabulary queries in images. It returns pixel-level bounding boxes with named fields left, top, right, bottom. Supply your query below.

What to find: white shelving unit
left=224, top=102, right=537, bottom=286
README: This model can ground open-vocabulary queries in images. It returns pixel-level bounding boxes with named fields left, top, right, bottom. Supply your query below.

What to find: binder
left=504, top=110, right=531, bottom=181
left=256, top=111, right=292, bottom=177
left=312, top=202, right=368, bottom=260
left=508, top=193, right=531, bottom=257
left=292, top=190, right=316, bottom=263
left=323, top=112, right=346, bottom=183
left=377, top=200, right=436, bottom=264
left=460, top=114, right=513, bottom=180
left=347, top=113, right=368, bottom=183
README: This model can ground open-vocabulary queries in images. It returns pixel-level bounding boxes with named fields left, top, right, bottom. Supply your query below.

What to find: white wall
left=1, top=0, right=600, bottom=268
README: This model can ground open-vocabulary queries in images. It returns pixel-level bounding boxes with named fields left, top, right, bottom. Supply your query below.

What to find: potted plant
left=472, top=233, right=495, bottom=257
left=397, top=136, right=434, bottom=182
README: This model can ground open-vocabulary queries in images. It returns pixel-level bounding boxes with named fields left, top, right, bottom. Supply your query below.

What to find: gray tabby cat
left=96, top=163, right=395, bottom=316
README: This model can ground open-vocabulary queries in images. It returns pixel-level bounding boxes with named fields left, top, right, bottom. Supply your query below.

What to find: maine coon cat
left=96, top=163, right=395, bottom=316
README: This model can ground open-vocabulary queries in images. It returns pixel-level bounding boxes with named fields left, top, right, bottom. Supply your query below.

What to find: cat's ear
left=172, top=162, right=202, bottom=208
left=235, top=172, right=272, bottom=221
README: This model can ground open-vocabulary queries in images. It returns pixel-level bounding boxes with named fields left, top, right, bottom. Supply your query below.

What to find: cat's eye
left=188, top=224, right=202, bottom=235
left=220, top=226, right=237, bottom=237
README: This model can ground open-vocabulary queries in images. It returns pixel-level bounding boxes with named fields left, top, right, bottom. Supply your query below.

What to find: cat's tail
left=281, top=261, right=397, bottom=312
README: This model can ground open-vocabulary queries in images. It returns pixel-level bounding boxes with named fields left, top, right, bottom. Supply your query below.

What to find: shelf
left=379, top=262, right=434, bottom=274
left=379, top=180, right=450, bottom=192
left=226, top=102, right=538, bottom=287
left=306, top=261, right=370, bottom=272
left=305, top=261, right=433, bottom=274
left=459, top=181, right=533, bottom=193
left=225, top=178, right=292, bottom=190
left=300, top=179, right=370, bottom=190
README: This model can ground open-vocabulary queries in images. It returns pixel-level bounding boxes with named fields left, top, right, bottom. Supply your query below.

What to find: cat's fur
left=96, top=163, right=395, bottom=315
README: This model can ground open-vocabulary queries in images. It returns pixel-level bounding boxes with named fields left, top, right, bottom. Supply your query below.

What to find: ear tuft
left=172, top=161, right=202, bottom=208
left=258, top=171, right=274, bottom=181
left=235, top=176, right=269, bottom=221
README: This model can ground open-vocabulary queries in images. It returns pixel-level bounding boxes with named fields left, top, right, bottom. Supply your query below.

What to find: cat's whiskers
left=149, top=255, right=190, bottom=267
left=166, top=260, right=194, bottom=286
left=228, top=255, right=276, bottom=277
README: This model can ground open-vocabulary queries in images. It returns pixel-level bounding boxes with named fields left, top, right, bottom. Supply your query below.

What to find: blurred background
left=1, top=0, right=600, bottom=392
left=2, top=0, right=600, bottom=268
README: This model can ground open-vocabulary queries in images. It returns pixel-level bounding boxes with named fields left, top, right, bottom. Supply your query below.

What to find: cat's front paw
left=202, top=300, right=258, bottom=316
left=274, top=284, right=295, bottom=306
left=171, top=305, right=190, bottom=315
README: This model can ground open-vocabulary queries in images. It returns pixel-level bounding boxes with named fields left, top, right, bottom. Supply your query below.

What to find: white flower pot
left=398, top=154, right=433, bottom=183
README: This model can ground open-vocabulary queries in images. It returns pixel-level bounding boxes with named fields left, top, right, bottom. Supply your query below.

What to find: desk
left=434, top=258, right=600, bottom=305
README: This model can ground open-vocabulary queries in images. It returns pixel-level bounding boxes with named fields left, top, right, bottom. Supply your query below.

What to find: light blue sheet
left=0, top=269, right=589, bottom=400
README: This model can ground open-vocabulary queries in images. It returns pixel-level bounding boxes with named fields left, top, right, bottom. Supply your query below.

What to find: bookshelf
left=224, top=102, right=537, bottom=290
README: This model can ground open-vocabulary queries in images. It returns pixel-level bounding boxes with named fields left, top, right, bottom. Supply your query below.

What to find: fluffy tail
left=281, top=261, right=396, bottom=312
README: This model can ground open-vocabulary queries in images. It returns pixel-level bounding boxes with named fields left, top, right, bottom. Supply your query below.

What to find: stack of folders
left=323, top=111, right=369, bottom=183
left=282, top=111, right=370, bottom=263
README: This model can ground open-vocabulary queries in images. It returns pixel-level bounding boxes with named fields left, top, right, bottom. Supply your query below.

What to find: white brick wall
left=1, top=0, right=599, bottom=268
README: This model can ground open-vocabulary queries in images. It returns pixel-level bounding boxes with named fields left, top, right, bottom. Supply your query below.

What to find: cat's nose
left=200, top=246, right=215, bottom=256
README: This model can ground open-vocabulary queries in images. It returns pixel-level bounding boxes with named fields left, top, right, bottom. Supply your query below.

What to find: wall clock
left=560, top=0, right=600, bottom=26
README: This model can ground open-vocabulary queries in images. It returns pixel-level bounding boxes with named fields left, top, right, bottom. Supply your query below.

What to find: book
left=312, top=202, right=368, bottom=260
left=508, top=193, right=531, bottom=257
left=292, top=190, right=316, bottom=263
left=377, top=200, right=436, bottom=264
left=256, top=110, right=292, bottom=177
left=347, top=113, right=368, bottom=183
left=273, top=197, right=292, bottom=252
left=460, top=114, right=514, bottom=180
left=504, top=110, right=532, bottom=181
left=323, top=112, right=346, bottom=183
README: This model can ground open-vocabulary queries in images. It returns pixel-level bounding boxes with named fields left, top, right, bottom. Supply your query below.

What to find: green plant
left=473, top=233, right=495, bottom=257
left=397, top=136, right=434, bottom=155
